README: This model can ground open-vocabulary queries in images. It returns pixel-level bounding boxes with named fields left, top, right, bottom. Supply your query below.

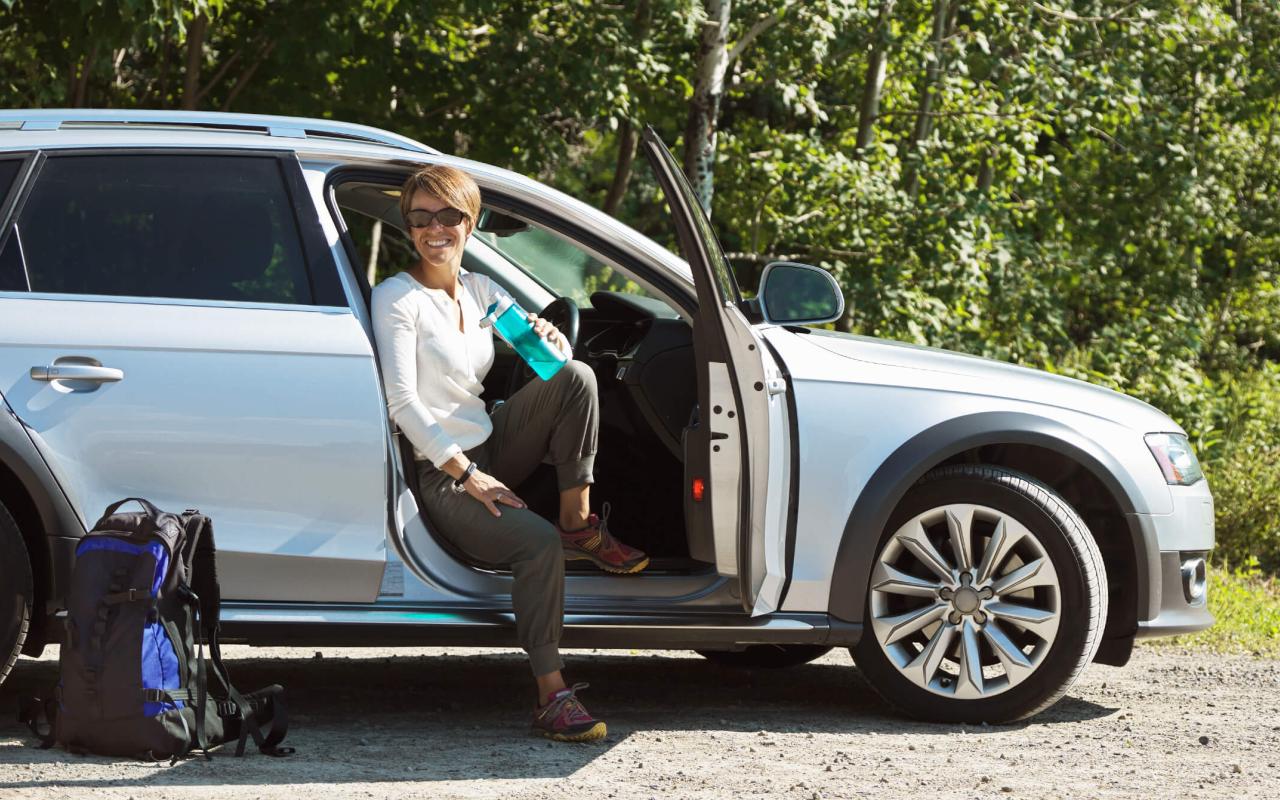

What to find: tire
left=0, top=499, right=33, bottom=687
left=852, top=464, right=1106, bottom=723
left=696, top=645, right=833, bottom=669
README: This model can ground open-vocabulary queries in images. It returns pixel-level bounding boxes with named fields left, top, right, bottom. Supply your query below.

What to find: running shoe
left=532, top=683, right=607, bottom=743
left=558, top=503, right=649, bottom=574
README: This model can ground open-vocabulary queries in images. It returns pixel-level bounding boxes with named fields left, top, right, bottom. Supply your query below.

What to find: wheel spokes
left=875, top=602, right=948, bottom=646
left=991, top=557, right=1054, bottom=595
left=975, top=518, right=1022, bottom=584
left=985, top=601, right=1058, bottom=639
left=954, top=619, right=985, bottom=699
left=870, top=561, right=944, bottom=598
left=906, top=620, right=957, bottom=685
left=946, top=507, right=975, bottom=572
left=897, top=520, right=956, bottom=583
left=981, top=619, right=1036, bottom=685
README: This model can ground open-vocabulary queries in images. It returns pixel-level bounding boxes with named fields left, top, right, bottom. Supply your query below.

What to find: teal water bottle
left=481, top=297, right=567, bottom=381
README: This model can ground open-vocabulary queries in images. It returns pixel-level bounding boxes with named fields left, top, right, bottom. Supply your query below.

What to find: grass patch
left=1146, top=567, right=1280, bottom=657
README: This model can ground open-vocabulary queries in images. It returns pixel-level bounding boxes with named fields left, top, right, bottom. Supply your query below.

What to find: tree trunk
left=181, top=12, right=209, bottom=110
left=682, top=0, right=731, bottom=217
left=603, top=118, right=638, bottom=216
left=70, top=44, right=98, bottom=106
left=855, top=0, right=896, bottom=153
left=900, top=0, right=950, bottom=197
left=602, top=0, right=651, bottom=215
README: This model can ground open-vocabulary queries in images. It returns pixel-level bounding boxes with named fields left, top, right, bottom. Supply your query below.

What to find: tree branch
left=1030, top=1, right=1141, bottom=24
left=220, top=40, right=276, bottom=111
left=725, top=0, right=798, bottom=69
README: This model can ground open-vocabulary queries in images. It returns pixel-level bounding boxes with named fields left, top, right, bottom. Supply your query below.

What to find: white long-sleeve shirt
left=370, top=270, right=570, bottom=468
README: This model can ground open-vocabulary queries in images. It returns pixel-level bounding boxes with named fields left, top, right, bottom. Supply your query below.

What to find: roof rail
left=0, top=109, right=439, bottom=155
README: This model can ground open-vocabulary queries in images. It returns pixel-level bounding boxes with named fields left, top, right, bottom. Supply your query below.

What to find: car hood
left=787, top=329, right=1180, bottom=434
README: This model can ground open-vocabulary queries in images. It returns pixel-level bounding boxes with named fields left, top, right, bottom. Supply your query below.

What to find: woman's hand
left=464, top=468, right=527, bottom=517
left=528, top=313, right=569, bottom=354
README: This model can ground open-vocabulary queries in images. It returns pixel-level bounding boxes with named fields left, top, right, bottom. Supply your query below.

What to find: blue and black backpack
left=21, top=498, right=292, bottom=760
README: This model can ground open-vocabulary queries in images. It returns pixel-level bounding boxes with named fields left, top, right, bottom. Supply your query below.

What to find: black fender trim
left=827, top=411, right=1154, bottom=624
left=0, top=400, right=86, bottom=618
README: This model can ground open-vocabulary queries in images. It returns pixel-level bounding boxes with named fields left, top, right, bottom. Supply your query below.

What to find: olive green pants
left=417, top=360, right=599, bottom=676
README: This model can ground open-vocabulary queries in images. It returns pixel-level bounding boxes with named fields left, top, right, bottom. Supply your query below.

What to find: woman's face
left=407, top=190, right=471, bottom=271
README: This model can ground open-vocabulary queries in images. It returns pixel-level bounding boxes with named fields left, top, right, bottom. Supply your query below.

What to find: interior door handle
left=30, top=364, right=125, bottom=383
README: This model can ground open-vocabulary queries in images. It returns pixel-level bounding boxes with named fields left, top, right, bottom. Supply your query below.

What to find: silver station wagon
left=0, top=110, right=1213, bottom=723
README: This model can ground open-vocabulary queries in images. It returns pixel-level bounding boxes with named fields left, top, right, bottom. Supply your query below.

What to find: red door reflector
left=691, top=477, right=706, bottom=502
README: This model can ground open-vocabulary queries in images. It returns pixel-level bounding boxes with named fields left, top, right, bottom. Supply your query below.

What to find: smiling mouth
left=423, top=238, right=451, bottom=248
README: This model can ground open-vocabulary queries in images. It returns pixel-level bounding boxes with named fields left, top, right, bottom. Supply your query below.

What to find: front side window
left=473, top=222, right=649, bottom=308
left=1, top=154, right=315, bottom=304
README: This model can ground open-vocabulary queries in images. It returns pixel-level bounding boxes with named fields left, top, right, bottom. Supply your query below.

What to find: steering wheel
left=505, top=296, right=580, bottom=397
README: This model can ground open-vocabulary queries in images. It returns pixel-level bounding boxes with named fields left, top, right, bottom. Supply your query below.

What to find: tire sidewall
left=854, top=469, right=1097, bottom=723
left=0, top=502, right=33, bottom=685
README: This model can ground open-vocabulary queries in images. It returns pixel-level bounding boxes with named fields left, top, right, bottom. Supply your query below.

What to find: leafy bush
left=1190, top=366, right=1280, bottom=573
left=1160, top=566, right=1280, bottom=657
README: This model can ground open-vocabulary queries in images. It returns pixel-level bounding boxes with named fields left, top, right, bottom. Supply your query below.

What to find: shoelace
left=539, top=682, right=594, bottom=725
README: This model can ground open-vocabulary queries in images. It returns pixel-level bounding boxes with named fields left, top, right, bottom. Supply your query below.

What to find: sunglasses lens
left=405, top=208, right=465, bottom=228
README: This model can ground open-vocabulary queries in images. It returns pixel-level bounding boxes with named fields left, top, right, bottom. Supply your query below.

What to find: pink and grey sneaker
left=558, top=503, right=649, bottom=575
left=532, top=683, right=607, bottom=743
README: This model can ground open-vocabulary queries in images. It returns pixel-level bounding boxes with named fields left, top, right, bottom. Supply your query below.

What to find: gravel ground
left=1, top=644, right=1278, bottom=799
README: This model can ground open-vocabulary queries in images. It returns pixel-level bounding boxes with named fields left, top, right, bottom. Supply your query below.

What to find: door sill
left=218, top=601, right=860, bottom=649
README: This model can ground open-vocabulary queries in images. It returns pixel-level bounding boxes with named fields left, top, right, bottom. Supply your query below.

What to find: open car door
left=640, top=127, right=792, bottom=616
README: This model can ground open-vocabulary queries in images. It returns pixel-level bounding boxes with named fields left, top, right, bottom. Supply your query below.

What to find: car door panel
left=639, top=128, right=791, bottom=615
left=0, top=150, right=389, bottom=603
left=0, top=297, right=388, bottom=602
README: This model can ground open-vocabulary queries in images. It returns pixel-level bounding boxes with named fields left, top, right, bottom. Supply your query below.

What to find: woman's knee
left=555, top=359, right=596, bottom=394
left=528, top=522, right=563, bottom=562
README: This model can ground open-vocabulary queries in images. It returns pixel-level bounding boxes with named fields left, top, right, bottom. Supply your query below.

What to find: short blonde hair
left=400, top=165, right=482, bottom=233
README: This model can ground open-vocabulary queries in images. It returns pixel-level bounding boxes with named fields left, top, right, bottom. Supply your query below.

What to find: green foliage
left=2, top=1, right=1278, bottom=571
left=1157, top=566, right=1280, bottom=657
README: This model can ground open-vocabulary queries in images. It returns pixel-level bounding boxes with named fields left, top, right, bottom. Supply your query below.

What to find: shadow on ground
left=0, top=649, right=1116, bottom=790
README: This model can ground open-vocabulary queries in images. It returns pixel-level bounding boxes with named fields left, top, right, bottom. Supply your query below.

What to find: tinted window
left=0, top=158, right=26, bottom=291
left=0, top=159, right=19, bottom=200
left=12, top=155, right=314, bottom=304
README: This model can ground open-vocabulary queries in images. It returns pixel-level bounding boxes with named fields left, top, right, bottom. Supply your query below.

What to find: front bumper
left=1135, top=551, right=1213, bottom=638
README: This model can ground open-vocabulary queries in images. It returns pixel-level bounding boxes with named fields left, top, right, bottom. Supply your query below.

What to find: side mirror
left=757, top=261, right=845, bottom=326
left=475, top=208, right=529, bottom=237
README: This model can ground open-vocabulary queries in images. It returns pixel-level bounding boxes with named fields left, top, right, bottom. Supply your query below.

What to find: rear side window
left=0, top=159, right=19, bottom=199
left=0, top=158, right=25, bottom=291
left=3, top=154, right=317, bottom=304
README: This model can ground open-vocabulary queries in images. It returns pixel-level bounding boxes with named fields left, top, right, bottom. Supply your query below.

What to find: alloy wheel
left=868, top=503, right=1061, bottom=699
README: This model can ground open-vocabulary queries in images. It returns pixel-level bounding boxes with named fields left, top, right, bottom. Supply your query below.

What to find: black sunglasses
left=405, top=207, right=467, bottom=228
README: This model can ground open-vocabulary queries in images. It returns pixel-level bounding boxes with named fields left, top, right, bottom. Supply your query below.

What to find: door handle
left=30, top=364, right=125, bottom=383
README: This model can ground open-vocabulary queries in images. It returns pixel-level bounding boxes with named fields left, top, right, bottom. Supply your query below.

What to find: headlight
left=1144, top=433, right=1205, bottom=486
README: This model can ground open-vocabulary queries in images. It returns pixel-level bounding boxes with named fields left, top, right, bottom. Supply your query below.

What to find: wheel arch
left=0, top=409, right=86, bottom=654
left=827, top=411, right=1155, bottom=663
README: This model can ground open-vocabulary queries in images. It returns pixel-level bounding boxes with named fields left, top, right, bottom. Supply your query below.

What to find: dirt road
left=1, top=644, right=1277, bottom=799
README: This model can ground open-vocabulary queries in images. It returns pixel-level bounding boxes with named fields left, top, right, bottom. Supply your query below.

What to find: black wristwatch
left=452, top=461, right=477, bottom=494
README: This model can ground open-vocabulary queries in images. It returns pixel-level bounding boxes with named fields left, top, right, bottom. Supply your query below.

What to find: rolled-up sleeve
left=371, top=286, right=462, bottom=468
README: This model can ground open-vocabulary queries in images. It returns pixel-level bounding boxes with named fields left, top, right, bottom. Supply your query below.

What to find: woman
left=371, top=164, right=649, bottom=742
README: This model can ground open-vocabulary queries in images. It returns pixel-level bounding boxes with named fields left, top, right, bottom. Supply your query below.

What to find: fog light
left=1181, top=557, right=1207, bottom=603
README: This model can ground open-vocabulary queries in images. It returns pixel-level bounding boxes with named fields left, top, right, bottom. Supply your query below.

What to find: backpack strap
left=177, top=585, right=211, bottom=760
left=17, top=690, right=57, bottom=749
left=181, top=513, right=222, bottom=636
left=100, top=497, right=165, bottom=519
